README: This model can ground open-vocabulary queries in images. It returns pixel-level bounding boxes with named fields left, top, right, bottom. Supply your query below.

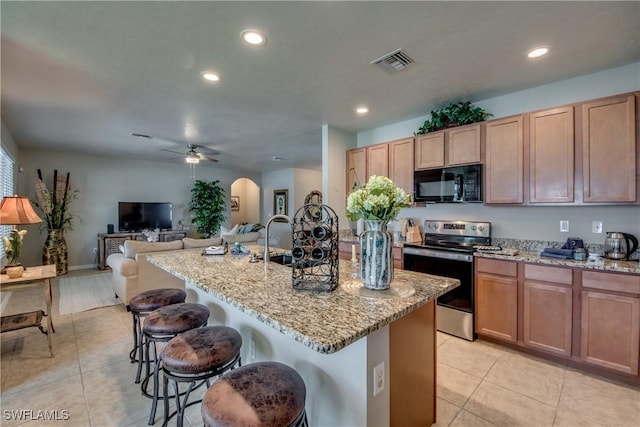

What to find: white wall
left=353, top=63, right=640, bottom=244
left=16, top=149, right=259, bottom=269
left=261, top=168, right=322, bottom=249
left=322, top=125, right=357, bottom=228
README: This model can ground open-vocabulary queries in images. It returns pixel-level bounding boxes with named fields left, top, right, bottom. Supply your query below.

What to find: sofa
left=106, top=237, right=222, bottom=306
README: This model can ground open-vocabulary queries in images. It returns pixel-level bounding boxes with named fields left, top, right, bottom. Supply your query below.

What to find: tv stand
left=97, top=230, right=187, bottom=270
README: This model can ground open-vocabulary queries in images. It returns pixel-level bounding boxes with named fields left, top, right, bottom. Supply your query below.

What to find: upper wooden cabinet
left=485, top=115, right=524, bottom=204
left=415, top=123, right=482, bottom=170
left=389, top=137, right=414, bottom=196
left=346, top=148, right=366, bottom=193
left=415, top=132, right=444, bottom=169
left=447, top=123, right=482, bottom=166
left=582, top=94, right=637, bottom=203
left=529, top=106, right=575, bottom=203
left=366, top=143, right=389, bottom=179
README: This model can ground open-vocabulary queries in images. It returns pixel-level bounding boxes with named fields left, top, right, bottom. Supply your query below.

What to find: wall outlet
left=560, top=220, right=569, bottom=233
left=373, top=362, right=384, bottom=397
left=249, top=339, right=256, bottom=360
left=592, top=220, right=603, bottom=234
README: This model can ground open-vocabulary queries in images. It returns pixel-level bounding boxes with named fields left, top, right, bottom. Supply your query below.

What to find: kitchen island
left=146, top=246, right=459, bottom=427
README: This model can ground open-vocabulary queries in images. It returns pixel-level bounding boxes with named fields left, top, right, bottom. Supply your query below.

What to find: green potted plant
left=415, top=101, right=492, bottom=135
left=189, top=179, right=226, bottom=238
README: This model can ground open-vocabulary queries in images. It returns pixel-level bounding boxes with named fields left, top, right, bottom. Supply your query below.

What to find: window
left=0, top=146, right=15, bottom=259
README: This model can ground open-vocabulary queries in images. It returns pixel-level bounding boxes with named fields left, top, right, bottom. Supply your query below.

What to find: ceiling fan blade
left=198, top=153, right=219, bottom=162
left=161, top=148, right=186, bottom=155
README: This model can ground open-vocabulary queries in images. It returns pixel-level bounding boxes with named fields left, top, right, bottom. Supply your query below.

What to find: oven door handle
left=403, top=246, right=473, bottom=262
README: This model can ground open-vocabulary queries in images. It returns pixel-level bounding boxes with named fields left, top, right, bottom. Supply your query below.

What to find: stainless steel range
left=403, top=220, right=491, bottom=341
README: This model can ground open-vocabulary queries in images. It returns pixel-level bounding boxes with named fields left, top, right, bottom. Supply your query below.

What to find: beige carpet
left=58, top=272, right=119, bottom=315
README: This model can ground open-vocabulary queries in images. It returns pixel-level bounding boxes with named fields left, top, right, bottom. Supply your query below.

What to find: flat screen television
left=118, top=202, right=173, bottom=232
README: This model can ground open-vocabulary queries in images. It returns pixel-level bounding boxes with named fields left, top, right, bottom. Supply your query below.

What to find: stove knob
left=478, top=225, right=484, bottom=232
left=471, top=225, right=477, bottom=230
left=434, top=224, right=438, bottom=229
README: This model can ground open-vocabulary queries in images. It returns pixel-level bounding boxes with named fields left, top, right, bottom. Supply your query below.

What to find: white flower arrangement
left=346, top=175, right=411, bottom=222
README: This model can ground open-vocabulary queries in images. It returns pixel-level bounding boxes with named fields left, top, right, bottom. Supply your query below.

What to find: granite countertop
left=146, top=245, right=459, bottom=354
left=475, top=250, right=640, bottom=274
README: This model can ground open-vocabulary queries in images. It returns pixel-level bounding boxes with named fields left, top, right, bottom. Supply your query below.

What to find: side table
left=1, top=265, right=56, bottom=357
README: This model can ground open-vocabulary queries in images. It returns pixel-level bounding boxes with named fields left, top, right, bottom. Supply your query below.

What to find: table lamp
left=1, top=195, right=43, bottom=277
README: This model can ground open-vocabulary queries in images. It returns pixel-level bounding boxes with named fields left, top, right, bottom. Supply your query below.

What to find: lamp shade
left=0, top=196, right=43, bottom=225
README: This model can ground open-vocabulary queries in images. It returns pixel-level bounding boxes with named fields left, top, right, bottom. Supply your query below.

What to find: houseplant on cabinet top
left=34, top=169, right=80, bottom=275
left=189, top=179, right=226, bottom=238
left=346, top=175, right=411, bottom=290
left=415, top=101, right=491, bottom=135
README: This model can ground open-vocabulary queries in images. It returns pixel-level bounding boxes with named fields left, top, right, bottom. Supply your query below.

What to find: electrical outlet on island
left=373, top=362, right=384, bottom=396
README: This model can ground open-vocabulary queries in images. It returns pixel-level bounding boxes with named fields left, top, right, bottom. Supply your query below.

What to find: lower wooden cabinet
left=523, top=264, right=573, bottom=357
left=475, top=258, right=518, bottom=343
left=581, top=271, right=640, bottom=376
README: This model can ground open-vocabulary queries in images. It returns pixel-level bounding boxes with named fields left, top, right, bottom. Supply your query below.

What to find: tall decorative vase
left=43, top=229, right=68, bottom=275
left=360, top=220, right=393, bottom=290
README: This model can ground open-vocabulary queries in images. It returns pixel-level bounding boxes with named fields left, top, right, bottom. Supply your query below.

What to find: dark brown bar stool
left=129, top=288, right=187, bottom=383
left=201, top=361, right=308, bottom=427
left=160, top=326, right=242, bottom=427
left=142, top=302, right=210, bottom=425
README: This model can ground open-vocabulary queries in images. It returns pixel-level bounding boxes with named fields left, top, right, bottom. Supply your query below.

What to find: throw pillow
left=239, top=224, right=254, bottom=234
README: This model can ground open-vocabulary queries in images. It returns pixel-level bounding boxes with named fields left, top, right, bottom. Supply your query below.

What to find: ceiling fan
left=161, top=144, right=219, bottom=164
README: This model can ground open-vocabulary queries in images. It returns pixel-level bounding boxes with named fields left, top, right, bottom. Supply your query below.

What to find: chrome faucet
left=264, top=214, right=292, bottom=267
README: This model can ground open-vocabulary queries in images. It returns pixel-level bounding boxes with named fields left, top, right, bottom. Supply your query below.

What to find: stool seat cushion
left=129, top=288, right=187, bottom=312
left=161, top=326, right=242, bottom=373
left=143, top=303, right=209, bottom=335
left=202, top=361, right=306, bottom=427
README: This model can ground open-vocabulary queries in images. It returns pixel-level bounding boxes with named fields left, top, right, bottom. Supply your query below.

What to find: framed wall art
left=273, top=189, right=288, bottom=218
left=230, top=196, right=240, bottom=211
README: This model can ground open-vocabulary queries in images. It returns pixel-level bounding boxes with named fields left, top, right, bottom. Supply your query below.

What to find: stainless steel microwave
left=413, top=164, right=482, bottom=203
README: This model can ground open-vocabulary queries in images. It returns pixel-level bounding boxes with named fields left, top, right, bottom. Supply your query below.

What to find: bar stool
left=161, top=326, right=242, bottom=427
left=201, top=361, right=308, bottom=427
left=129, top=288, right=187, bottom=383
left=142, top=303, right=210, bottom=425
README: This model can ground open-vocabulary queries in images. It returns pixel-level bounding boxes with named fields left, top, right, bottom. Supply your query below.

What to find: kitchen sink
left=269, top=254, right=293, bottom=266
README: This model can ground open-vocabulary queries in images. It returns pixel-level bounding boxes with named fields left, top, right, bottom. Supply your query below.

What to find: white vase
left=360, top=220, right=393, bottom=290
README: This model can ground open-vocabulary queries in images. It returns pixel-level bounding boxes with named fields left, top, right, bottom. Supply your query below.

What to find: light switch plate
left=560, top=220, right=569, bottom=233
left=592, top=220, right=603, bottom=234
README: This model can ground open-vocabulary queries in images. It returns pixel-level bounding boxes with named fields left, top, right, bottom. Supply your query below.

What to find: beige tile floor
left=1, top=269, right=639, bottom=426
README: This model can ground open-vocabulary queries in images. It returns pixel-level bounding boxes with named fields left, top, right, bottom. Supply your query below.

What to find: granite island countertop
left=475, top=250, right=640, bottom=274
left=145, top=245, right=459, bottom=354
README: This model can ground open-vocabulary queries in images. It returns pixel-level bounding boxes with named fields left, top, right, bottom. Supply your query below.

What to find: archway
left=230, top=178, right=260, bottom=225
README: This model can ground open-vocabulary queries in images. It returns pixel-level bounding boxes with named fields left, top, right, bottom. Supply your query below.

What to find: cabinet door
left=476, top=272, right=518, bottom=342
left=582, top=94, right=636, bottom=202
left=485, top=115, right=524, bottom=204
left=581, top=290, right=640, bottom=375
left=347, top=148, right=366, bottom=192
left=389, top=138, right=414, bottom=196
left=523, top=281, right=572, bottom=357
left=415, top=132, right=445, bottom=169
left=447, top=123, right=481, bottom=166
left=366, top=143, right=389, bottom=179
left=529, top=106, right=575, bottom=203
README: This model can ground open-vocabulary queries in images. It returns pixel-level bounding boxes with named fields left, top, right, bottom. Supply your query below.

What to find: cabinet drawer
left=524, top=264, right=572, bottom=286
left=582, top=271, right=640, bottom=294
left=476, top=258, right=517, bottom=277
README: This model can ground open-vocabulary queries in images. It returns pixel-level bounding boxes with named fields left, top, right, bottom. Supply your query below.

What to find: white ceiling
left=2, top=1, right=639, bottom=173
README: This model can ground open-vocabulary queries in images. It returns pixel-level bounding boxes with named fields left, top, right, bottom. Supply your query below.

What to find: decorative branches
left=34, top=169, right=80, bottom=231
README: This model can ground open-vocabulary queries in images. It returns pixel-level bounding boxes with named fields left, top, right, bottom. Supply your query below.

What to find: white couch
left=106, top=237, right=222, bottom=306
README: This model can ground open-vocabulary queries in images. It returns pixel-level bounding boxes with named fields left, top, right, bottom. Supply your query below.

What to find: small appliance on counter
left=604, top=232, right=638, bottom=261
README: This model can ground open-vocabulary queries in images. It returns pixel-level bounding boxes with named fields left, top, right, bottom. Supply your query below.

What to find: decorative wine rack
left=291, top=204, right=339, bottom=291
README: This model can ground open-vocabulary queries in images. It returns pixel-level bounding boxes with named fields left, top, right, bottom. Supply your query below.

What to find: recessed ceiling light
left=356, top=107, right=369, bottom=114
left=527, top=47, right=549, bottom=58
left=241, top=30, right=267, bottom=46
left=201, top=71, right=222, bottom=82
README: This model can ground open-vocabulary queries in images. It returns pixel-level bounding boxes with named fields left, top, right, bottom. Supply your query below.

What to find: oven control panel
left=423, top=220, right=491, bottom=238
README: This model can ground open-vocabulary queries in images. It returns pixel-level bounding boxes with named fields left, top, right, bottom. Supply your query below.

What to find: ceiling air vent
left=370, top=48, right=414, bottom=73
